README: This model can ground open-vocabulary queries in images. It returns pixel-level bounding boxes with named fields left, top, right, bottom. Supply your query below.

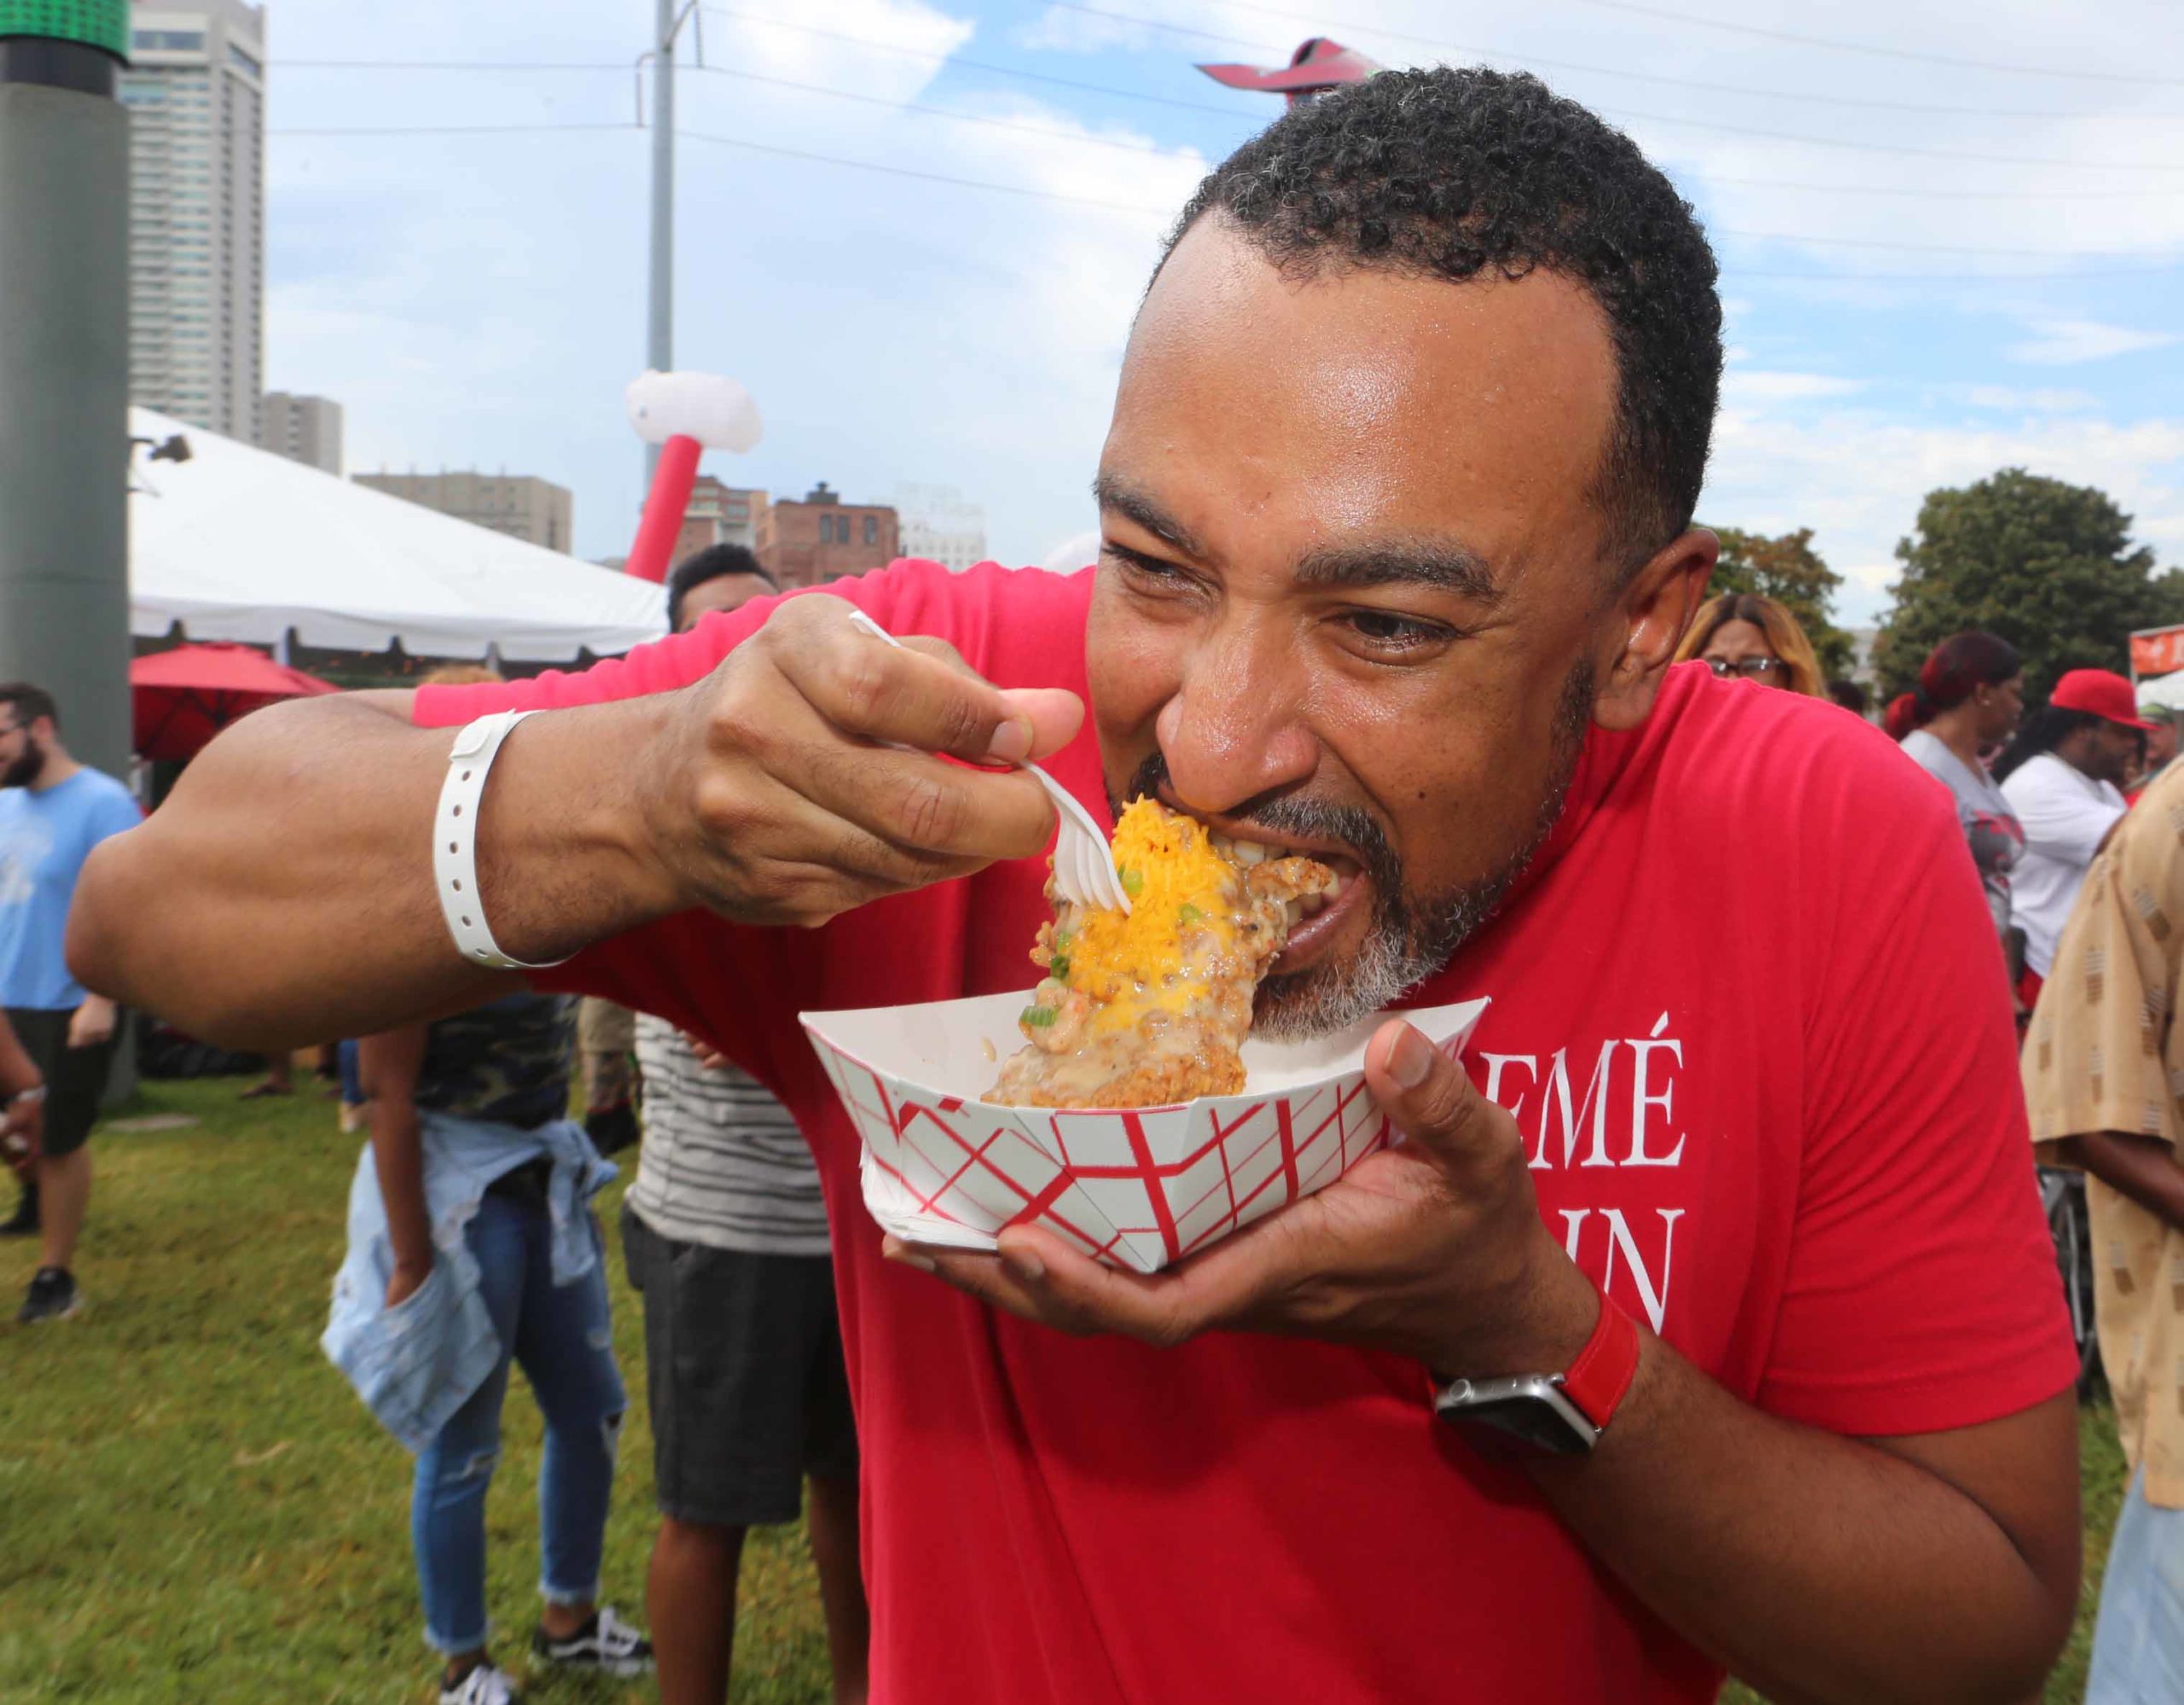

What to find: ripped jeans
left=413, top=1188, right=626, bottom=1654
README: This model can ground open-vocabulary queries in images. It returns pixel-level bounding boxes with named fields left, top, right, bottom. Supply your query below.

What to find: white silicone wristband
left=433, top=710, right=569, bottom=972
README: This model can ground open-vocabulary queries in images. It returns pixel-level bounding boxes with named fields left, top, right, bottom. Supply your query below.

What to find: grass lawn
left=0, top=1078, right=831, bottom=1704
left=0, top=1078, right=2131, bottom=1702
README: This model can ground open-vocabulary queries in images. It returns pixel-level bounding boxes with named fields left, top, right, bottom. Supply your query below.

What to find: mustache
left=1112, top=752, right=1403, bottom=902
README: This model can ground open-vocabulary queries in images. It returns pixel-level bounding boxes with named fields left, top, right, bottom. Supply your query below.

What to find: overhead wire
left=1038, top=3, right=2184, bottom=167
left=1048, top=0, right=2184, bottom=118
left=266, top=113, right=2184, bottom=276
left=286, top=33, right=2181, bottom=190
left=264, top=15, right=2184, bottom=276
left=1558, top=0, right=2184, bottom=86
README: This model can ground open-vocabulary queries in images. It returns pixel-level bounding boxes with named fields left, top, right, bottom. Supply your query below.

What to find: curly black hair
left=1168, top=67, right=1722, bottom=576
left=666, top=542, right=777, bottom=631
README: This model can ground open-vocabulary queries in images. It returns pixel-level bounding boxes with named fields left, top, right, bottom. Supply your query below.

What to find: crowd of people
left=12, top=64, right=2181, bottom=1705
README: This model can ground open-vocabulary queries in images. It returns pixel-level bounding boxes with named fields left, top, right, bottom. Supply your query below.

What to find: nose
left=1155, top=620, right=1319, bottom=817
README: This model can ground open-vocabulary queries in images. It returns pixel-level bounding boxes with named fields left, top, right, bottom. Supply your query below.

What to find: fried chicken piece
left=987, top=800, right=1334, bottom=1109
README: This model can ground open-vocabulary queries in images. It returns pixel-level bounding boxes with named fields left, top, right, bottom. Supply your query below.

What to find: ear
left=1592, top=529, right=1717, bottom=733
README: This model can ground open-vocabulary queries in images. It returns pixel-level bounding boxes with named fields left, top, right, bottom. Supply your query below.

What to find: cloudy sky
left=264, top=0, right=2184, bottom=626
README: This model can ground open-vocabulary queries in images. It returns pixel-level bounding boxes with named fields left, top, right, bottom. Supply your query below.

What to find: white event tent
left=129, top=409, right=667, bottom=660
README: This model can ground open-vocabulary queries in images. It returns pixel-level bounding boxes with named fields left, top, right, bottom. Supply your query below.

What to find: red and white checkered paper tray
left=801, top=992, right=1489, bottom=1274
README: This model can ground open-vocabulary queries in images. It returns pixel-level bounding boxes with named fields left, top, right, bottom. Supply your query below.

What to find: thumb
left=1362, top=1018, right=1506, bottom=1175
left=997, top=687, right=1085, bottom=764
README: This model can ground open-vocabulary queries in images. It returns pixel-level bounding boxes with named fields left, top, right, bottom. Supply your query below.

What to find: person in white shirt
left=1995, top=668, right=2152, bottom=1004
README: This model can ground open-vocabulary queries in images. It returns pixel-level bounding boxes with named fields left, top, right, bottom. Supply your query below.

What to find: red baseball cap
left=2049, top=668, right=2160, bottom=731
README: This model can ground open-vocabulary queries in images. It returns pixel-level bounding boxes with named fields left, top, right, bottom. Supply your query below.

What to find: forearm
left=2067, top=1131, right=2184, bottom=1231
left=1528, top=1338, right=2075, bottom=1704
left=368, top=1097, right=433, bottom=1271
left=67, top=690, right=680, bottom=1048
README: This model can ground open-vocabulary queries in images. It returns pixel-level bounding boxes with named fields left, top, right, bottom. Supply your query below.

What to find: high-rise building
left=119, top=1, right=266, bottom=443
left=354, top=471, right=574, bottom=554
left=757, top=482, right=899, bottom=590
left=259, top=392, right=343, bottom=474
left=895, top=483, right=988, bottom=573
left=676, top=477, right=769, bottom=564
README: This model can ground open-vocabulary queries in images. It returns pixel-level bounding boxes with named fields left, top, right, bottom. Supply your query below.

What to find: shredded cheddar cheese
left=985, top=799, right=1335, bottom=1109
left=1060, top=800, right=1239, bottom=1033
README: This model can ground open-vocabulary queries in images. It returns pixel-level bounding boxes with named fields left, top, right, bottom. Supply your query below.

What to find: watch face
left=1434, top=1376, right=1598, bottom=1458
left=1463, top=1398, right=1591, bottom=1455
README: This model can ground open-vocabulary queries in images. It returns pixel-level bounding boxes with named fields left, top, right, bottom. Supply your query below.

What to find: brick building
left=757, top=481, right=899, bottom=590
left=676, top=476, right=768, bottom=565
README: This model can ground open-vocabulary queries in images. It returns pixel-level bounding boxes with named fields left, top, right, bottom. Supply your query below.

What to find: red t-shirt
left=420, top=560, right=2076, bottom=1704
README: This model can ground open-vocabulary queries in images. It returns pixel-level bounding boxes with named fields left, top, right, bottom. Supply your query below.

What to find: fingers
left=883, top=1220, right=1290, bottom=1348
left=795, top=739, right=1060, bottom=865
left=774, top=596, right=1085, bottom=765
left=1363, top=1018, right=1515, bottom=1178
left=894, top=635, right=1086, bottom=765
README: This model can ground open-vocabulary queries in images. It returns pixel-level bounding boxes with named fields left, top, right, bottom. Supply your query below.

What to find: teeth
left=1232, top=841, right=1268, bottom=866
left=1299, top=892, right=1326, bottom=917
left=1282, top=899, right=1302, bottom=926
left=1323, top=871, right=1344, bottom=897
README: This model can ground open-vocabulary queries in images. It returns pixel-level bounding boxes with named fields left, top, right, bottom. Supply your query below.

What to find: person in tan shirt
left=2024, top=759, right=2184, bottom=1703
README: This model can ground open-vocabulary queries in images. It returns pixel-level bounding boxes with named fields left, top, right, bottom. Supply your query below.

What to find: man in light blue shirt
left=0, top=684, right=141, bottom=1323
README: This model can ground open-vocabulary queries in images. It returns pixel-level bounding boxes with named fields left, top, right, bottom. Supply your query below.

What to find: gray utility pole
left=0, top=5, right=132, bottom=784
left=645, top=0, right=676, bottom=488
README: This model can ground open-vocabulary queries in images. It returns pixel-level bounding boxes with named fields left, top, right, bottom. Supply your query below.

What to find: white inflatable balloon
left=624, top=370, right=764, bottom=452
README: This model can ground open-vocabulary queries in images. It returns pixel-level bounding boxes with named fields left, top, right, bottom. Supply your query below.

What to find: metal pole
left=646, top=0, right=675, bottom=489
left=0, top=18, right=132, bottom=786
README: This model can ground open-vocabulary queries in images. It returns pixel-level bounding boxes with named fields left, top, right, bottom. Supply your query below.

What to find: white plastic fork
left=844, top=608, right=1131, bottom=916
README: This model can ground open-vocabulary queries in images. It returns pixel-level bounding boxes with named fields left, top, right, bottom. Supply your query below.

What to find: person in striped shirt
left=619, top=546, right=867, bottom=1705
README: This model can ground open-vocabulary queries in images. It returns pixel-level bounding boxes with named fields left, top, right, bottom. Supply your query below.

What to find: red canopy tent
left=131, top=642, right=339, bottom=762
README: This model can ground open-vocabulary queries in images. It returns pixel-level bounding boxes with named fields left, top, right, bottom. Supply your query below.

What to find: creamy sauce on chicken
left=987, top=800, right=1333, bottom=1109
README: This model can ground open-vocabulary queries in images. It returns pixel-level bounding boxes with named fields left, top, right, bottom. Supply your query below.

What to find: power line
left=1047, top=2, right=2184, bottom=166
left=676, top=125, right=1173, bottom=214
left=695, top=7, right=2184, bottom=172
left=270, top=120, right=638, bottom=136
left=1049, top=0, right=2184, bottom=117
left=690, top=62, right=1227, bottom=160
left=700, top=7, right=1257, bottom=119
left=262, top=113, right=2184, bottom=277
left=265, top=55, right=2166, bottom=201
left=1559, top=0, right=2184, bottom=87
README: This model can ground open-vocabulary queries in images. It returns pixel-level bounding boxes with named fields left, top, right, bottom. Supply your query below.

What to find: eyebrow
left=1292, top=539, right=1504, bottom=603
left=1092, top=474, right=1210, bottom=562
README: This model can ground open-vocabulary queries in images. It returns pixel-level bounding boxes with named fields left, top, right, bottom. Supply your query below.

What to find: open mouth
left=1203, top=829, right=1369, bottom=974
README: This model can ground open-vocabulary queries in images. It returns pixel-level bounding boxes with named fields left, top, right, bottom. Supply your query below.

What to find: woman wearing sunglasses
left=1672, top=591, right=1827, bottom=697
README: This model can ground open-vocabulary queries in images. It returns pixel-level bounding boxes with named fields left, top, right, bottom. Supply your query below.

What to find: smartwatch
left=1432, top=1280, right=1641, bottom=1457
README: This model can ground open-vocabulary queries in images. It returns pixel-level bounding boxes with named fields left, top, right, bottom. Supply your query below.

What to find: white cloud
left=1959, top=385, right=2102, bottom=412
left=1722, top=370, right=1865, bottom=403
left=258, top=0, right=2184, bottom=596
left=2007, top=318, right=2181, bottom=366
left=1705, top=404, right=2184, bottom=623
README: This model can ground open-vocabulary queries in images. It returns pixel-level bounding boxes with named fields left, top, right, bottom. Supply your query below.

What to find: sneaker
left=438, top=1661, right=519, bottom=1705
left=532, top=1605, right=653, bottom=1676
left=18, top=1266, right=81, bottom=1324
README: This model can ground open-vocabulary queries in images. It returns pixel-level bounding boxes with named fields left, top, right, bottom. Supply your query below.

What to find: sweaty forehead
left=1108, top=219, right=1618, bottom=573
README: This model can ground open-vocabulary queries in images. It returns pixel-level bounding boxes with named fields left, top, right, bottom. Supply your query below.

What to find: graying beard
left=1250, top=660, right=1594, bottom=1042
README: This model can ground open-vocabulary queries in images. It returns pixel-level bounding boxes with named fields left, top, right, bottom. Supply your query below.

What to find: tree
left=1705, top=527, right=1854, bottom=678
left=1873, top=468, right=2184, bottom=704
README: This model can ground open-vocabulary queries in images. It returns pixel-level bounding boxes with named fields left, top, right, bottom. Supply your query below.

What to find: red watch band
left=1560, top=1281, right=1641, bottom=1433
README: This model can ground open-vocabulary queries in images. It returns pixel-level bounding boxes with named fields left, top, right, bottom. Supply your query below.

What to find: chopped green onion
left=1019, top=1004, right=1058, bottom=1028
left=1048, top=954, right=1072, bottom=982
left=1176, top=904, right=1203, bottom=927
left=1052, top=928, right=1072, bottom=951
left=1120, top=867, right=1145, bottom=898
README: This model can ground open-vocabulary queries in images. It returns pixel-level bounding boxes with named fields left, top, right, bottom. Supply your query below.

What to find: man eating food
left=73, top=69, right=2079, bottom=1704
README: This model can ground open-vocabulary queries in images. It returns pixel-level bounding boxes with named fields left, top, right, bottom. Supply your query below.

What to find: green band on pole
left=0, top=1, right=129, bottom=60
